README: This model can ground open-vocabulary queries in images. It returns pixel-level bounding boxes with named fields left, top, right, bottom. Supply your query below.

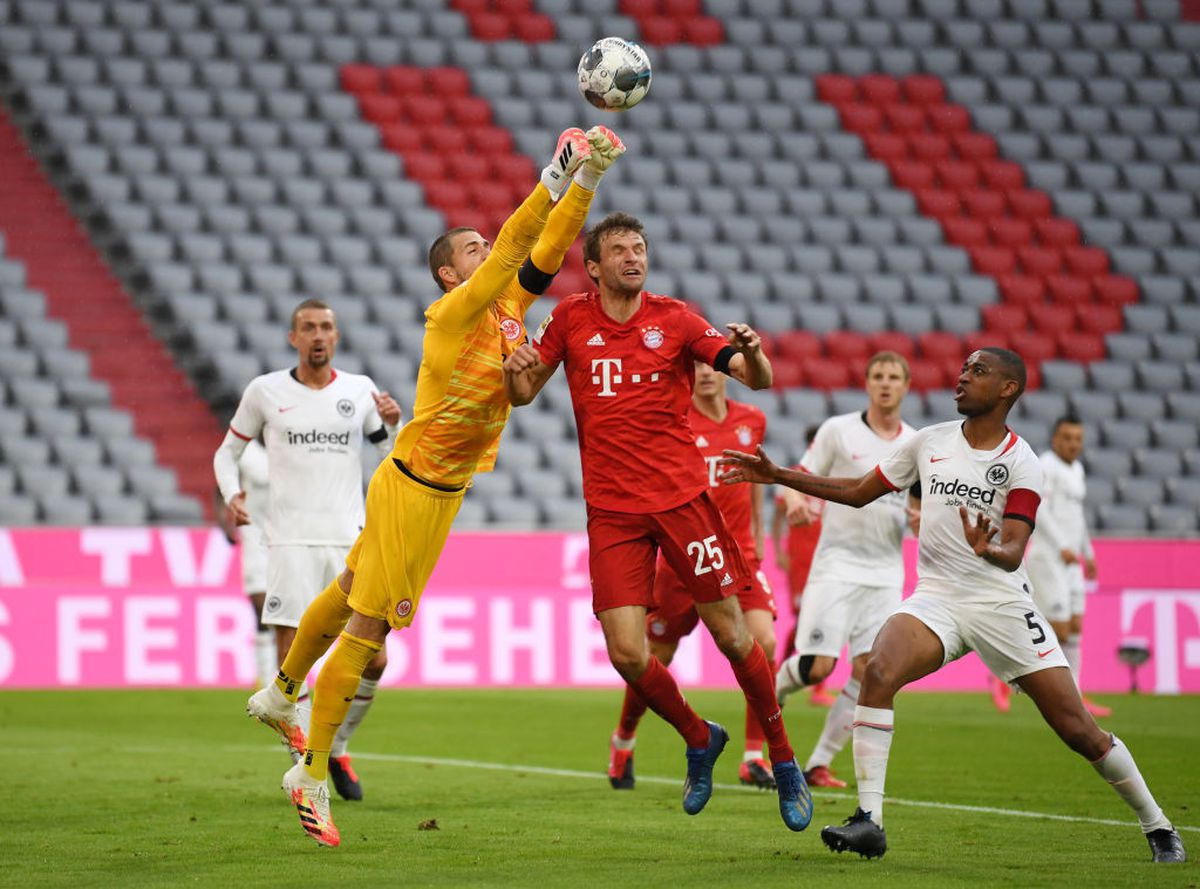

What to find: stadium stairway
left=0, top=108, right=220, bottom=517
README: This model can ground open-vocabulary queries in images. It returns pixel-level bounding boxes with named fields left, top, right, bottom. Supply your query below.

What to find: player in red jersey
left=503, top=212, right=812, bottom=831
left=606, top=360, right=781, bottom=791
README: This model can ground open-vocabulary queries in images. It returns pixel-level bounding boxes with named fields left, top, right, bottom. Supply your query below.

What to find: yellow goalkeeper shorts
left=346, top=459, right=464, bottom=631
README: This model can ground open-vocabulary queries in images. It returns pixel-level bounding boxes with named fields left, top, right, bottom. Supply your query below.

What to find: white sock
left=330, top=677, right=379, bottom=758
left=254, top=630, right=277, bottom=690
left=1065, top=634, right=1082, bottom=685
left=852, top=705, right=894, bottom=826
left=1092, top=735, right=1172, bottom=833
left=611, top=733, right=636, bottom=752
left=805, top=677, right=860, bottom=771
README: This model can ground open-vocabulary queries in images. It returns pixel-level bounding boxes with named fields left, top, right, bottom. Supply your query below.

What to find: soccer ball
left=577, top=37, right=652, bottom=112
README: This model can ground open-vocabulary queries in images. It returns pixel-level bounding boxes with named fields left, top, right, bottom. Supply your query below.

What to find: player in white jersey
left=214, top=299, right=402, bottom=801
left=216, top=439, right=275, bottom=689
left=773, top=352, right=917, bottom=790
left=721, top=348, right=1185, bottom=864
left=1025, top=415, right=1109, bottom=717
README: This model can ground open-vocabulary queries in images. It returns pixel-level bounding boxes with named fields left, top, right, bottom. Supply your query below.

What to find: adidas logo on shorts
left=720, top=572, right=733, bottom=587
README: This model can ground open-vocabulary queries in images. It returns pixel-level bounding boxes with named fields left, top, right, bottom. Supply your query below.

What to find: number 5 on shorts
left=1024, top=611, right=1046, bottom=645
left=687, top=535, right=725, bottom=576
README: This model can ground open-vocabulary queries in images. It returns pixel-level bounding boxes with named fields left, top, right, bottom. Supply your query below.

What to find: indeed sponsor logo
left=287, top=429, right=351, bottom=446
left=928, top=475, right=996, bottom=504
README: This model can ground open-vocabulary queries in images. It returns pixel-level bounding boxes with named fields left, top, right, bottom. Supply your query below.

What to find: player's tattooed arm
left=502, top=343, right=557, bottom=406
left=719, top=445, right=890, bottom=508
left=959, top=510, right=1032, bottom=572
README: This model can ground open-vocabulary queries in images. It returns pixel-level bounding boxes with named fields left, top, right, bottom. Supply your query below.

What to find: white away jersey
left=238, top=438, right=269, bottom=523
left=801, top=411, right=917, bottom=587
left=876, top=421, right=1042, bottom=600
left=224, top=369, right=386, bottom=546
left=1027, top=450, right=1092, bottom=560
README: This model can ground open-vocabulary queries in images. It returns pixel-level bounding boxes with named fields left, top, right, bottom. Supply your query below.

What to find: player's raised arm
left=959, top=509, right=1034, bottom=573
left=433, top=128, right=591, bottom=330
left=721, top=323, right=772, bottom=390
left=502, top=343, right=557, bottom=406
left=720, top=445, right=892, bottom=508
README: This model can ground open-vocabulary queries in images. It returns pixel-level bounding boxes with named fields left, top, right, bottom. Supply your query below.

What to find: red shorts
left=587, top=491, right=752, bottom=615
left=648, top=556, right=776, bottom=644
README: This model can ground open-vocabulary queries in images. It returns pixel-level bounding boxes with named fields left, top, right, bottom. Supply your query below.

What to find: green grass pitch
left=5, top=688, right=1197, bottom=888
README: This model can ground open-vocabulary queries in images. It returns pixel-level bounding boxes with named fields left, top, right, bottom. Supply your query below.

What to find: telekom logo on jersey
left=590, top=358, right=661, bottom=397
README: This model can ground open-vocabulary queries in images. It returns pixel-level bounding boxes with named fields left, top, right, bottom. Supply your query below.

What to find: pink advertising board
left=0, top=528, right=1196, bottom=693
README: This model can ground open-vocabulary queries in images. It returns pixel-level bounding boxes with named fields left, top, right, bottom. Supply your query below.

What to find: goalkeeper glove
left=540, top=127, right=591, bottom=200
left=574, top=125, right=626, bottom=191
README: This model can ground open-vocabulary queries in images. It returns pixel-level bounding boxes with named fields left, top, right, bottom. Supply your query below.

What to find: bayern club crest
left=736, top=425, right=753, bottom=446
left=499, top=317, right=522, bottom=341
left=641, top=326, right=664, bottom=349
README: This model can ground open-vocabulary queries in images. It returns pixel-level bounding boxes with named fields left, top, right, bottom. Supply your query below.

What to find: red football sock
left=630, top=657, right=709, bottom=749
left=617, top=684, right=648, bottom=740
left=730, top=641, right=794, bottom=764
left=744, top=700, right=766, bottom=755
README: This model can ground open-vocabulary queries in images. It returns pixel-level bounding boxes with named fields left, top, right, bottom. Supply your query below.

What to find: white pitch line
left=242, top=746, right=1198, bottom=835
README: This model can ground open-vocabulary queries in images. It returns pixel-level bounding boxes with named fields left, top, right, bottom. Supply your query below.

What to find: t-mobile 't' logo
left=591, top=358, right=623, bottom=397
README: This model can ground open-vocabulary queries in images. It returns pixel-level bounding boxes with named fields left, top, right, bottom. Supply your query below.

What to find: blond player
left=245, top=125, right=623, bottom=847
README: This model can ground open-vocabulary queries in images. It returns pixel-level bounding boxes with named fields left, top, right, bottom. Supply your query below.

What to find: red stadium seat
left=1028, top=303, right=1075, bottom=333
left=927, top=103, right=971, bottom=134
left=901, top=74, right=946, bottom=105
left=942, top=217, right=989, bottom=247
left=452, top=0, right=490, bottom=12
left=469, top=180, right=514, bottom=209
left=453, top=153, right=491, bottom=181
left=824, top=330, right=872, bottom=361
left=771, top=357, right=805, bottom=389
left=963, top=330, right=1010, bottom=353
left=1092, top=274, right=1139, bottom=305
left=1057, top=332, right=1105, bottom=362
left=357, top=92, right=402, bottom=124
left=425, top=67, right=471, bottom=96
left=859, top=74, right=901, bottom=105
left=423, top=179, right=471, bottom=210
left=619, top=0, right=660, bottom=15
left=446, top=207, right=491, bottom=234
left=774, top=330, right=823, bottom=359
left=1008, top=331, right=1058, bottom=362
left=340, top=64, right=382, bottom=94
left=402, top=152, right=448, bottom=180
left=916, top=188, right=960, bottom=218
left=404, top=95, right=448, bottom=125
left=495, top=0, right=533, bottom=13
left=1063, top=246, right=1110, bottom=277
left=1034, top=217, right=1080, bottom=247
left=989, top=217, right=1034, bottom=247
left=662, top=0, right=702, bottom=14
left=981, top=303, right=1028, bottom=333
left=470, top=12, right=512, bottom=40
left=489, top=153, right=535, bottom=182
left=936, top=160, right=980, bottom=190
left=940, top=357, right=968, bottom=387
left=868, top=331, right=917, bottom=359
left=424, top=125, right=469, bottom=154
left=889, top=160, right=934, bottom=189
left=802, top=358, right=853, bottom=390
left=514, top=13, right=556, bottom=41
left=466, top=125, right=514, bottom=153
left=970, top=246, right=1017, bottom=276
left=1017, top=245, right=1063, bottom=277
left=909, top=132, right=952, bottom=161
left=952, top=131, right=998, bottom=161
left=639, top=16, right=684, bottom=43
left=684, top=17, right=725, bottom=43
left=981, top=160, right=1025, bottom=190
left=1025, top=362, right=1042, bottom=390
left=865, top=133, right=909, bottom=162
left=384, top=65, right=425, bottom=95
left=908, top=360, right=945, bottom=391
left=1006, top=189, right=1053, bottom=221
left=816, top=74, right=858, bottom=104
left=961, top=189, right=1007, bottom=218
left=1045, top=275, right=1093, bottom=305
left=884, top=103, right=926, bottom=133
left=839, top=103, right=884, bottom=133
left=552, top=266, right=590, bottom=295
left=997, top=275, right=1047, bottom=305
left=379, top=122, right=422, bottom=153
left=1076, top=303, right=1123, bottom=335
left=448, top=96, right=492, bottom=126
left=917, top=331, right=963, bottom=360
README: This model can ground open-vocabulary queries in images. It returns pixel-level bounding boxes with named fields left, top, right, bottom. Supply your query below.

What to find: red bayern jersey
left=690, top=399, right=766, bottom=560
left=533, top=291, right=730, bottom=513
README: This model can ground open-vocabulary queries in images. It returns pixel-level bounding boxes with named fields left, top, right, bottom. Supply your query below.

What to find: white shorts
left=896, top=583, right=1070, bottom=683
left=793, top=579, right=902, bottom=660
left=1026, top=552, right=1086, bottom=624
left=263, top=544, right=349, bottom=628
left=239, top=524, right=267, bottom=596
